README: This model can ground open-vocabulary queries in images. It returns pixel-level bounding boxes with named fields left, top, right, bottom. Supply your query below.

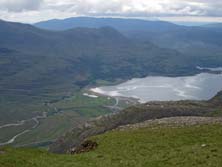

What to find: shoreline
left=88, top=72, right=222, bottom=104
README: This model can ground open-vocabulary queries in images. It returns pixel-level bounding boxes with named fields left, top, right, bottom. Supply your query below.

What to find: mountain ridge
left=34, top=17, right=180, bottom=32
left=0, top=19, right=195, bottom=89
left=34, top=17, right=222, bottom=68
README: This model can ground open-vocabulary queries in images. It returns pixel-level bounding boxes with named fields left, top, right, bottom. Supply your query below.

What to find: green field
left=0, top=120, right=36, bottom=143
left=0, top=90, right=132, bottom=147
left=53, top=91, right=116, bottom=117
left=1, top=124, right=222, bottom=167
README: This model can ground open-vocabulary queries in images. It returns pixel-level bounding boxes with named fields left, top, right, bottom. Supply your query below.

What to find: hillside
left=49, top=92, right=222, bottom=154
left=1, top=120, right=222, bottom=167
left=35, top=17, right=222, bottom=68
left=1, top=19, right=197, bottom=92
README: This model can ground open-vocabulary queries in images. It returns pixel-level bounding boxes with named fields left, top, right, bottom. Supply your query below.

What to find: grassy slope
left=1, top=124, right=222, bottom=167
left=50, top=98, right=222, bottom=153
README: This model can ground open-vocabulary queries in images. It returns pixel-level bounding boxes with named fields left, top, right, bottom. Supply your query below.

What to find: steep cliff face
left=49, top=92, right=222, bottom=154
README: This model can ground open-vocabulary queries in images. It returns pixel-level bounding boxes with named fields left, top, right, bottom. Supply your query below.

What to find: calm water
left=91, top=73, right=222, bottom=103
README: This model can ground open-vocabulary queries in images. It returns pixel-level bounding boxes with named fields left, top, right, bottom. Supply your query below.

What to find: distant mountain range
left=201, top=23, right=222, bottom=33
left=0, top=18, right=221, bottom=99
left=202, top=23, right=222, bottom=28
left=35, top=17, right=180, bottom=32
left=35, top=17, right=222, bottom=67
left=0, top=19, right=189, bottom=92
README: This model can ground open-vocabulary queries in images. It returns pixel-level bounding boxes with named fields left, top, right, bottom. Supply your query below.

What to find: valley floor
left=1, top=117, right=222, bottom=167
left=0, top=90, right=132, bottom=147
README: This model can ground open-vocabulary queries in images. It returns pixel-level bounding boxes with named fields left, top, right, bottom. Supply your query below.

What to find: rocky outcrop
left=70, top=140, right=98, bottom=154
left=49, top=99, right=222, bottom=154
left=116, top=116, right=222, bottom=131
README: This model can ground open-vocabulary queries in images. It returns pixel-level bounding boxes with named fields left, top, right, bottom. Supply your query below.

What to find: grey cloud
left=0, top=0, right=43, bottom=12
left=204, top=2, right=222, bottom=17
left=1, top=0, right=222, bottom=23
left=44, top=0, right=222, bottom=17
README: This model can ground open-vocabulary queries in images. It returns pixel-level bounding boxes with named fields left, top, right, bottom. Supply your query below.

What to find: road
left=0, top=97, right=123, bottom=146
left=0, top=121, right=26, bottom=129
left=105, top=97, right=122, bottom=112
left=0, top=112, right=47, bottom=146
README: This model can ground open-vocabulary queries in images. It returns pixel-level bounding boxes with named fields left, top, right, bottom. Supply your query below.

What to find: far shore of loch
left=87, top=67, right=222, bottom=103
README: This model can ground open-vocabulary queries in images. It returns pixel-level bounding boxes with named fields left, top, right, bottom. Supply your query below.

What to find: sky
left=0, top=0, right=222, bottom=23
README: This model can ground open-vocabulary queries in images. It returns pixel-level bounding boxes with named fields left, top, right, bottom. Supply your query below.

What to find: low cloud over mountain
left=0, top=0, right=222, bottom=23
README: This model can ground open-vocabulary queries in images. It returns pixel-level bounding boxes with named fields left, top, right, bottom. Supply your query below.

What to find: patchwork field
left=0, top=90, right=132, bottom=147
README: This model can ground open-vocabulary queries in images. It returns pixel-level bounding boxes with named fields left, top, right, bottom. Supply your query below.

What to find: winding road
left=0, top=121, right=26, bottom=129
left=0, top=112, right=47, bottom=146
left=104, top=97, right=123, bottom=112
left=0, top=96, right=122, bottom=146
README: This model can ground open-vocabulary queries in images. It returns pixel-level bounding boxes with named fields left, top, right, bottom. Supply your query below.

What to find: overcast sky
left=0, top=0, right=222, bottom=23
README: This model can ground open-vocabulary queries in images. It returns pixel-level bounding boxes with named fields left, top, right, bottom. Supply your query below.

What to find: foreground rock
left=71, top=140, right=98, bottom=154
left=0, top=149, right=5, bottom=155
